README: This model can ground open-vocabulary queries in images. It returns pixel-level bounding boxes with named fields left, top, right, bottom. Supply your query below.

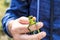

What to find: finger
left=36, top=31, right=46, bottom=40
left=35, top=22, right=43, bottom=30
left=17, top=16, right=29, bottom=24
left=15, top=22, right=43, bottom=34
left=14, top=31, right=46, bottom=40
left=17, top=16, right=36, bottom=24
left=29, top=22, right=43, bottom=31
left=18, top=22, right=43, bottom=34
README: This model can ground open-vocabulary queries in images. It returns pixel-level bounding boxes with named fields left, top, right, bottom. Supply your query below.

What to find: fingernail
left=38, top=22, right=43, bottom=26
left=40, top=31, right=46, bottom=37
left=36, top=22, right=43, bottom=29
left=37, top=31, right=46, bottom=39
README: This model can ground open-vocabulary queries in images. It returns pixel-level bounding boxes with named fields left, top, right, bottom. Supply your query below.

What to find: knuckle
left=29, top=25, right=36, bottom=31
left=36, top=35, right=40, bottom=40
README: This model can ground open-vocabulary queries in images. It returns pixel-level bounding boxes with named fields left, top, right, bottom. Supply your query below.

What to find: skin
left=8, top=17, right=46, bottom=40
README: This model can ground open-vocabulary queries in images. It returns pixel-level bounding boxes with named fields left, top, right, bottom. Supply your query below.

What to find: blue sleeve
left=2, top=0, right=28, bottom=37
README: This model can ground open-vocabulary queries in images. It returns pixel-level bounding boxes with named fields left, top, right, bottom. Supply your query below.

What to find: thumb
left=17, top=16, right=29, bottom=24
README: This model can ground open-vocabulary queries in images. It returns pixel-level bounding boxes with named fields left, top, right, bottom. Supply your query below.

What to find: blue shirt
left=2, top=0, right=60, bottom=40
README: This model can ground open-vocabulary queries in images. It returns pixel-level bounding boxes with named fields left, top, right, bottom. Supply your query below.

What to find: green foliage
left=0, top=22, right=2, bottom=30
left=0, top=0, right=10, bottom=31
left=0, top=0, right=10, bottom=30
left=4, top=0, right=10, bottom=7
left=0, top=0, right=12, bottom=40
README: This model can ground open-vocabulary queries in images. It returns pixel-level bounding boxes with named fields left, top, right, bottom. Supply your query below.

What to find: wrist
left=8, top=20, right=15, bottom=37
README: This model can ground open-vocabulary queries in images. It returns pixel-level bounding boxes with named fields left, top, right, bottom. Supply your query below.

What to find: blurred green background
left=0, top=0, right=12, bottom=40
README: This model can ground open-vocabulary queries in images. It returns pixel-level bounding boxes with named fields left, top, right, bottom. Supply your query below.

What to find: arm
left=2, top=0, right=46, bottom=40
left=2, top=0, right=28, bottom=37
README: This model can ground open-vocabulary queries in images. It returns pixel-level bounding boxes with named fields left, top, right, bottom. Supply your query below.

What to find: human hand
left=8, top=16, right=46, bottom=40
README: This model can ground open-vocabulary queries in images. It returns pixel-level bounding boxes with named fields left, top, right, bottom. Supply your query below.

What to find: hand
left=8, top=16, right=46, bottom=40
